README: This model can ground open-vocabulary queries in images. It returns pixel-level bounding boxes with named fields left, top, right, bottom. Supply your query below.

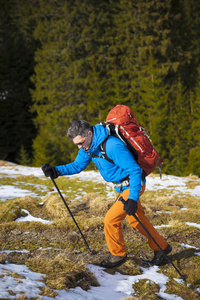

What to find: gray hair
left=67, top=120, right=92, bottom=140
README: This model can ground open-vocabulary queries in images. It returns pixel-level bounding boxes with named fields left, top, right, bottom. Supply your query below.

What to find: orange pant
left=104, top=185, right=168, bottom=257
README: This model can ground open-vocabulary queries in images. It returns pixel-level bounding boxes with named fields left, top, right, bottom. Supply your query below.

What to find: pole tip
left=181, top=274, right=188, bottom=283
left=89, top=250, right=97, bottom=255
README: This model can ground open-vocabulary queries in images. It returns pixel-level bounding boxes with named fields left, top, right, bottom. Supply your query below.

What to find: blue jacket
left=55, top=124, right=143, bottom=202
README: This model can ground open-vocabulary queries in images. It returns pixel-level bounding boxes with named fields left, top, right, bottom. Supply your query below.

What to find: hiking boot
left=100, top=253, right=127, bottom=268
left=149, top=244, right=172, bottom=266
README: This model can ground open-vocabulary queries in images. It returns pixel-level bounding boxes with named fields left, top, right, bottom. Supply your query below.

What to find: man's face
left=73, top=131, right=93, bottom=151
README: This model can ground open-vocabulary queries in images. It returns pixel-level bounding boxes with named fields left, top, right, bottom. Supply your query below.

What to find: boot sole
left=100, top=257, right=127, bottom=268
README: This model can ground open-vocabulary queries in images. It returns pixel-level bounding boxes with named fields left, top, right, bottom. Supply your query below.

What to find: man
left=42, top=120, right=172, bottom=268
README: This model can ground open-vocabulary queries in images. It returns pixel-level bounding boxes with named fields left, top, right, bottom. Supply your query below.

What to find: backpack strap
left=89, top=136, right=115, bottom=163
left=100, top=136, right=114, bottom=164
left=89, top=153, right=105, bottom=159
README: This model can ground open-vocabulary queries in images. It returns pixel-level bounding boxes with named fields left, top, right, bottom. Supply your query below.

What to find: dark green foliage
left=0, top=0, right=37, bottom=163
left=187, top=69, right=200, bottom=176
left=1, top=0, right=200, bottom=175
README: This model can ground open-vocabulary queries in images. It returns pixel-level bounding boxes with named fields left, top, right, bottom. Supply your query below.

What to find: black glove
left=42, top=163, right=61, bottom=179
left=119, top=197, right=138, bottom=215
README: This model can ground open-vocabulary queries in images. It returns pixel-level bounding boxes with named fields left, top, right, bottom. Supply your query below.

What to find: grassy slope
left=0, top=161, right=200, bottom=299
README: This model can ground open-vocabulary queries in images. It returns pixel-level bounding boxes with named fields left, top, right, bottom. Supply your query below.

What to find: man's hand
left=42, top=163, right=60, bottom=179
left=119, top=197, right=138, bottom=215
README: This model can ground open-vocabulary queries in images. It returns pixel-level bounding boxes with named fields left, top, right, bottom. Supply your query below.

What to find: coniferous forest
left=1, top=0, right=200, bottom=176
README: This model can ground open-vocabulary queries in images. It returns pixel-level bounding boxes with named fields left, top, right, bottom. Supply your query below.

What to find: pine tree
left=187, top=69, right=200, bottom=176
left=165, top=79, right=192, bottom=175
left=17, top=145, right=32, bottom=166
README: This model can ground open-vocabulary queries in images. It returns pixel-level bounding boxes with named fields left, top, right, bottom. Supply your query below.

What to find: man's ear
left=88, top=130, right=93, bottom=137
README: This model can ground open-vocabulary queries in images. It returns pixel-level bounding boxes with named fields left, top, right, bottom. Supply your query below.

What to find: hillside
left=0, top=160, right=200, bottom=299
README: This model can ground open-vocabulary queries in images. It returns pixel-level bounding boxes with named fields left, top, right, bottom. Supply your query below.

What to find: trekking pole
left=119, top=199, right=187, bottom=283
left=132, top=213, right=187, bottom=282
left=51, top=177, right=96, bottom=255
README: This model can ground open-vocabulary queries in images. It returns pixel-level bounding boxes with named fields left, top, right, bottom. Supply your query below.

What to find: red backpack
left=100, top=105, right=163, bottom=178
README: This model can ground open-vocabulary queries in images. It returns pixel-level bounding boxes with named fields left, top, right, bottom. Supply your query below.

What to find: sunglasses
left=74, top=136, right=87, bottom=146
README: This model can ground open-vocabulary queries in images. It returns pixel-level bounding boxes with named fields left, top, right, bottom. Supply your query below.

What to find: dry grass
left=124, top=278, right=160, bottom=300
left=0, top=196, right=42, bottom=223
left=82, top=192, right=114, bottom=216
left=43, top=194, right=69, bottom=219
left=27, top=252, right=99, bottom=291
left=0, top=160, right=14, bottom=166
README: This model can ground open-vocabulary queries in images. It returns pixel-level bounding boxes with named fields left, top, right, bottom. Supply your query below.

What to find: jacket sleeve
left=106, top=138, right=142, bottom=202
left=55, top=149, right=91, bottom=175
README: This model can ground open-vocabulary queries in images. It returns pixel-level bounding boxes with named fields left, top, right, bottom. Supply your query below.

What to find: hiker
left=42, top=119, right=172, bottom=268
